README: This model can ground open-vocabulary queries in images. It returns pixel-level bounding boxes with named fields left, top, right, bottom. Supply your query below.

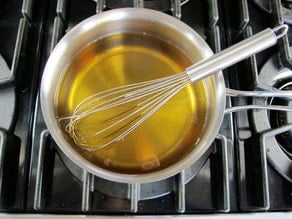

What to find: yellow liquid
left=57, top=33, right=209, bottom=174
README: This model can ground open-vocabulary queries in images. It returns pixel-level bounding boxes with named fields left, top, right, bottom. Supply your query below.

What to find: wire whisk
left=59, top=73, right=191, bottom=150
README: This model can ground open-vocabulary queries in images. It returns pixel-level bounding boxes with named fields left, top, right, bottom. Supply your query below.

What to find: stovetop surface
left=0, top=0, right=291, bottom=216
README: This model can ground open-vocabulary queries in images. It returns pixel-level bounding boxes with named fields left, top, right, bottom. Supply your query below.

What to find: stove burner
left=252, top=47, right=292, bottom=182
left=270, top=83, right=292, bottom=156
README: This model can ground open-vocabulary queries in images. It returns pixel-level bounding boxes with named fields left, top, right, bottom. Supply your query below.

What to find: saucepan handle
left=224, top=88, right=292, bottom=114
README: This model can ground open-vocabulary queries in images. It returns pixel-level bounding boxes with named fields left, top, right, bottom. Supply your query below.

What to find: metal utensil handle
left=226, top=88, right=292, bottom=100
left=186, top=24, right=288, bottom=82
left=225, top=105, right=292, bottom=114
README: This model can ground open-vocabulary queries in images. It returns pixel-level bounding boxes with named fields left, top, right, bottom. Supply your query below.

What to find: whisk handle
left=186, top=24, right=288, bottom=82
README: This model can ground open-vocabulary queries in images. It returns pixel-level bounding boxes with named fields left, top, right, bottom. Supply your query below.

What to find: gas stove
left=0, top=0, right=291, bottom=217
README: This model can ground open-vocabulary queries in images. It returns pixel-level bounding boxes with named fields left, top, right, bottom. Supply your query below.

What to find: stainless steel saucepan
left=40, top=8, right=290, bottom=183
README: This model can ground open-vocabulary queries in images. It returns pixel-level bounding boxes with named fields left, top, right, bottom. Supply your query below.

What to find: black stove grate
left=0, top=0, right=291, bottom=215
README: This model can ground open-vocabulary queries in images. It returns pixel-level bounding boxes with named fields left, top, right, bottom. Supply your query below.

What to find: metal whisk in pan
left=59, top=24, right=289, bottom=151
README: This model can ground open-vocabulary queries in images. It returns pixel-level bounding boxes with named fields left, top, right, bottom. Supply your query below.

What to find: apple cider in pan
left=57, top=33, right=209, bottom=173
